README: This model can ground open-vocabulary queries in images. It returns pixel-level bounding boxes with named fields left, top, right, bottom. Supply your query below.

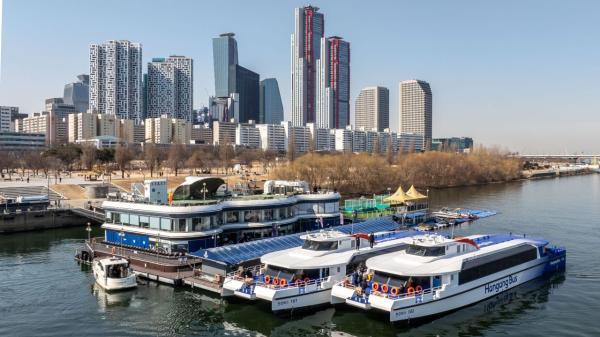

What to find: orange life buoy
left=407, top=286, right=415, bottom=295
left=391, top=287, right=399, bottom=296
left=265, top=275, right=271, bottom=284
left=381, top=284, right=389, bottom=293
left=415, top=285, right=423, bottom=293
left=372, top=282, right=380, bottom=291
left=273, top=277, right=279, bottom=285
left=280, top=279, right=287, bottom=287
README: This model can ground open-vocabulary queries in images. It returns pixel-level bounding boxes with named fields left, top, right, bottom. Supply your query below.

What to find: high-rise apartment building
left=316, top=36, right=350, bottom=129
left=147, top=56, right=193, bottom=121
left=399, top=80, right=432, bottom=149
left=145, top=116, right=191, bottom=144
left=355, top=86, right=389, bottom=132
left=89, top=40, right=142, bottom=122
left=63, top=74, right=90, bottom=113
left=212, top=33, right=259, bottom=123
left=259, top=78, right=284, bottom=124
left=0, top=106, right=18, bottom=132
left=291, top=6, right=324, bottom=126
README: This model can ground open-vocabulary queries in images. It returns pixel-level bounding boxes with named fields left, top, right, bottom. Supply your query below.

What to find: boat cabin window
left=406, top=244, right=445, bottom=257
left=302, top=240, right=338, bottom=251
left=459, top=245, right=538, bottom=285
left=265, top=265, right=320, bottom=280
left=372, top=271, right=431, bottom=292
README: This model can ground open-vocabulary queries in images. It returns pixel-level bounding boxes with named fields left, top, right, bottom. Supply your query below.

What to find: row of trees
left=273, top=148, right=522, bottom=195
left=0, top=143, right=282, bottom=179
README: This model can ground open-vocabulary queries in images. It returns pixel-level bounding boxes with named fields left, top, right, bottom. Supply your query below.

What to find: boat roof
left=367, top=233, right=548, bottom=277
left=261, top=231, right=414, bottom=269
left=97, top=257, right=129, bottom=267
left=189, top=217, right=410, bottom=266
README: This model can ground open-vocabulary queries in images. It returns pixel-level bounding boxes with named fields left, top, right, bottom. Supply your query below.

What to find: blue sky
left=1, top=0, right=599, bottom=153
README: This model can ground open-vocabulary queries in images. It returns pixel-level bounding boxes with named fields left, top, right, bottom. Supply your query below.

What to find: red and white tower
left=291, top=6, right=324, bottom=126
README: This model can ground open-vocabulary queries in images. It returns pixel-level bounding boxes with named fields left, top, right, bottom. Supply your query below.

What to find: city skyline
left=0, top=1, right=599, bottom=153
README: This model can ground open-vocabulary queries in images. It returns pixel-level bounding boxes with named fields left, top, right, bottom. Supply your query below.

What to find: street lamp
left=85, top=222, right=92, bottom=244
left=201, top=182, right=208, bottom=201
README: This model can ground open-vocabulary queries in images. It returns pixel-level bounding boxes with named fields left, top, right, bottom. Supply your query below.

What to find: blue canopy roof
left=190, top=217, right=403, bottom=266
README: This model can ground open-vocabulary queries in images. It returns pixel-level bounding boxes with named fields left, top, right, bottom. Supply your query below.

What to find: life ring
left=372, top=282, right=380, bottom=291
left=264, top=275, right=271, bottom=284
left=415, top=285, right=423, bottom=293
left=381, top=284, right=389, bottom=293
left=279, top=279, right=287, bottom=287
left=391, top=287, right=400, bottom=296
left=407, top=287, right=415, bottom=296
left=273, top=277, right=279, bottom=285
left=304, top=277, right=310, bottom=284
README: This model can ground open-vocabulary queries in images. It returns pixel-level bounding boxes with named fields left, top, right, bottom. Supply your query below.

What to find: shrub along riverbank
left=272, top=148, right=522, bottom=196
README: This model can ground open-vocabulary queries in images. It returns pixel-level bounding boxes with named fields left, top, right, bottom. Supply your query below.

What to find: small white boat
left=92, top=257, right=137, bottom=291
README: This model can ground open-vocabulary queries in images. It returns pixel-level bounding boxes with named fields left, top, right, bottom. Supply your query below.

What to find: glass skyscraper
left=259, top=78, right=284, bottom=124
left=212, top=33, right=259, bottom=123
left=212, top=33, right=238, bottom=98
left=63, top=74, right=89, bottom=113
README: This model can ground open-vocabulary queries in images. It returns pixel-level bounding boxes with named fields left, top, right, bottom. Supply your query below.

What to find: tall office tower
left=355, top=86, right=389, bottom=132
left=316, top=36, right=350, bottom=129
left=399, top=80, right=432, bottom=149
left=146, top=56, right=193, bottom=121
left=212, top=33, right=259, bottom=123
left=213, top=33, right=238, bottom=98
left=291, top=6, right=324, bottom=126
left=63, top=74, right=90, bottom=113
left=259, top=78, right=284, bottom=124
left=89, top=40, right=142, bottom=122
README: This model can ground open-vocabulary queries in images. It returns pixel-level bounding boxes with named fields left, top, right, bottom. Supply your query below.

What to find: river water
left=1, top=175, right=599, bottom=337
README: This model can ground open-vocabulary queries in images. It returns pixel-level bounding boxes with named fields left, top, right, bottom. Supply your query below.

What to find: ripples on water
left=0, top=175, right=599, bottom=337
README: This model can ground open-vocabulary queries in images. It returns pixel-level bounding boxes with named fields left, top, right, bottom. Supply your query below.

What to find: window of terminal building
left=139, top=216, right=149, bottom=228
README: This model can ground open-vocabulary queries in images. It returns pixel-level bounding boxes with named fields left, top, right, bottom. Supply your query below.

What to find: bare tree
left=114, top=144, right=134, bottom=178
left=144, top=143, right=160, bottom=177
left=80, top=145, right=97, bottom=171
left=167, top=143, right=187, bottom=176
left=287, top=133, right=296, bottom=162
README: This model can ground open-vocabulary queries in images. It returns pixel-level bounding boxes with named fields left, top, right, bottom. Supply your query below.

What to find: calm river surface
left=1, top=175, right=599, bottom=337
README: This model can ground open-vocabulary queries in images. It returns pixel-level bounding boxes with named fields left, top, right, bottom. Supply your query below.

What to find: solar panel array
left=190, top=217, right=402, bottom=266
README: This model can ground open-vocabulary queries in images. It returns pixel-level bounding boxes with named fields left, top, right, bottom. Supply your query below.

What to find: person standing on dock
left=369, top=233, right=375, bottom=248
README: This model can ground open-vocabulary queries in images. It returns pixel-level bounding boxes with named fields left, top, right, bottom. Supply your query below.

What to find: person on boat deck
left=368, top=232, right=375, bottom=248
left=351, top=270, right=359, bottom=286
left=359, top=278, right=369, bottom=294
left=355, top=236, right=361, bottom=250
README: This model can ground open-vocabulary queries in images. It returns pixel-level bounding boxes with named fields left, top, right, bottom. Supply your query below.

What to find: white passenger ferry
left=222, top=230, right=415, bottom=312
left=331, top=233, right=566, bottom=322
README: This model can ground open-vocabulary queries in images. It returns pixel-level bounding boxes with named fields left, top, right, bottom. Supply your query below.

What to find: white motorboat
left=331, top=233, right=566, bottom=322
left=222, top=229, right=415, bottom=312
left=92, top=257, right=138, bottom=291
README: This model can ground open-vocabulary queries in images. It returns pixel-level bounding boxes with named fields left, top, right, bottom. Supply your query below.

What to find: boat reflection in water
left=91, top=283, right=136, bottom=311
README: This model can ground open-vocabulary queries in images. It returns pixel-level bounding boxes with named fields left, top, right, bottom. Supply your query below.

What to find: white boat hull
left=93, top=264, right=137, bottom=291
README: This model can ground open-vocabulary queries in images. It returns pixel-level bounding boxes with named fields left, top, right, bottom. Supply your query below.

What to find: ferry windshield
left=302, top=240, right=338, bottom=251
left=406, top=244, right=445, bottom=257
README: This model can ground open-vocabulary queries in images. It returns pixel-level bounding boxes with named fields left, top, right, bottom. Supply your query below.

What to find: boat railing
left=254, top=275, right=331, bottom=291
left=226, top=264, right=265, bottom=281
left=338, top=279, right=443, bottom=300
